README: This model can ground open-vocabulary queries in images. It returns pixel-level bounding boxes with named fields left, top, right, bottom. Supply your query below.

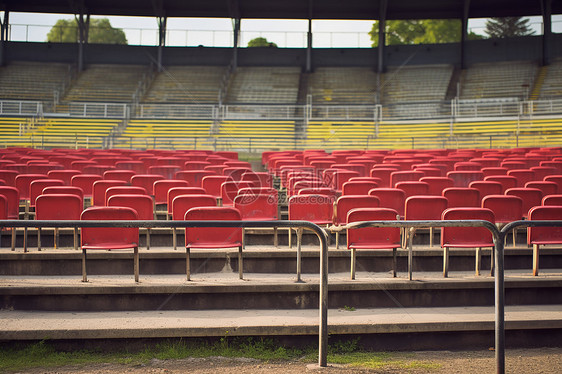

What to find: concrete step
left=2, top=271, right=562, bottom=311
left=1, top=305, right=561, bottom=350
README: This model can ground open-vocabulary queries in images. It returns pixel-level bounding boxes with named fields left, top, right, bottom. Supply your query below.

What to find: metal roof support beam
left=306, top=0, right=313, bottom=73
left=376, top=0, right=387, bottom=104
left=157, top=16, right=167, bottom=72
left=229, top=0, right=241, bottom=72
left=377, top=0, right=387, bottom=75
left=541, top=0, right=552, bottom=66
left=0, top=9, right=9, bottom=66
left=461, top=0, right=470, bottom=70
left=232, top=17, right=241, bottom=71
left=76, top=12, right=89, bottom=72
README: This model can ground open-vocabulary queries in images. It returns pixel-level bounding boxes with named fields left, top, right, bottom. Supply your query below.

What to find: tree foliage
left=47, top=18, right=127, bottom=44
left=247, top=37, right=278, bottom=48
left=369, top=19, right=483, bottom=47
left=485, top=17, right=535, bottom=38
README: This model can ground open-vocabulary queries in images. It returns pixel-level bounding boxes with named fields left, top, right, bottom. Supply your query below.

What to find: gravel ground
left=19, top=347, right=562, bottom=374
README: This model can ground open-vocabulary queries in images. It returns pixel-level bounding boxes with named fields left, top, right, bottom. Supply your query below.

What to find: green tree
left=369, top=19, right=483, bottom=47
left=247, top=37, right=278, bottom=48
left=47, top=18, right=127, bottom=44
left=485, top=17, right=535, bottom=38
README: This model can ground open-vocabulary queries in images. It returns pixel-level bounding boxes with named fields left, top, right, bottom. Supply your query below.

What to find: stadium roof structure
left=2, top=0, right=559, bottom=20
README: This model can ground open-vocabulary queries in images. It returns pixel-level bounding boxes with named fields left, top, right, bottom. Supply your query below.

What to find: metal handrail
left=0, top=219, right=330, bottom=368
left=4, top=218, right=562, bottom=372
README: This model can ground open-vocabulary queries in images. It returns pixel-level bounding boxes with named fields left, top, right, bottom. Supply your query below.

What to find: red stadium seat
left=81, top=206, right=140, bottom=282
left=441, top=207, right=495, bottom=277
left=35, top=194, right=82, bottom=250
left=333, top=195, right=380, bottom=249
left=527, top=206, right=562, bottom=276
left=184, top=206, right=243, bottom=280
left=347, top=208, right=401, bottom=280
left=108, top=194, right=155, bottom=250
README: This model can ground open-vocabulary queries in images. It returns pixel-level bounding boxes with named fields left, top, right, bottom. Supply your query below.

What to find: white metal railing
left=383, top=101, right=449, bottom=120
left=452, top=98, right=521, bottom=118
left=527, top=99, right=562, bottom=116
left=222, top=105, right=304, bottom=120
left=308, top=105, right=377, bottom=121
left=0, top=100, right=43, bottom=115
left=139, top=104, right=216, bottom=119
left=69, top=102, right=129, bottom=118
left=4, top=98, right=562, bottom=122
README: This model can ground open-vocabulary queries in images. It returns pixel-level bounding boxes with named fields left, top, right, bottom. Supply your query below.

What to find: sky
left=5, top=12, right=562, bottom=48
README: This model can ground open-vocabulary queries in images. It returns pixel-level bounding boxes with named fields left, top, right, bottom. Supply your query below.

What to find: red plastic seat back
left=15, top=174, right=48, bottom=200
left=324, top=169, right=360, bottom=192
left=175, top=170, right=216, bottom=187
left=544, top=175, right=562, bottom=194
left=103, top=170, right=136, bottom=183
left=542, top=194, right=562, bottom=206
left=482, top=195, right=523, bottom=224
left=469, top=181, right=503, bottom=203
left=36, top=194, right=82, bottom=220
left=202, top=175, right=230, bottom=198
left=148, top=165, right=181, bottom=179
left=184, top=161, right=212, bottom=170
left=525, top=181, right=558, bottom=197
left=105, top=186, right=148, bottom=205
left=241, top=171, right=272, bottom=188
left=335, top=195, right=380, bottom=225
left=47, top=170, right=81, bottom=185
left=530, top=166, right=558, bottom=181
left=81, top=206, right=139, bottom=250
left=441, top=208, right=495, bottom=248
left=446, top=171, right=484, bottom=187
left=83, top=165, right=115, bottom=176
left=221, top=181, right=255, bottom=206
left=0, top=186, right=20, bottom=219
left=184, top=206, right=242, bottom=249
left=71, top=174, right=103, bottom=198
left=368, top=188, right=406, bottom=217
left=153, top=180, right=189, bottom=205
left=172, top=194, right=217, bottom=220
left=395, top=181, right=429, bottom=199
left=484, top=175, right=518, bottom=193
left=347, top=208, right=401, bottom=250
left=288, top=194, right=334, bottom=225
left=370, top=168, right=399, bottom=188
left=92, top=180, right=128, bottom=206
left=238, top=187, right=277, bottom=198
left=234, top=193, right=278, bottom=221
left=505, top=188, right=543, bottom=218
left=107, top=194, right=154, bottom=220
left=27, top=163, right=63, bottom=174
left=481, top=167, right=508, bottom=178
left=507, top=169, right=536, bottom=187
left=30, top=179, right=65, bottom=207
left=443, top=187, right=480, bottom=208
left=0, top=194, right=6, bottom=220
left=223, top=167, right=251, bottom=181
left=405, top=196, right=448, bottom=220
left=342, top=181, right=378, bottom=196
left=528, top=206, right=562, bottom=245
left=130, top=174, right=165, bottom=196
left=390, top=170, right=424, bottom=187
left=42, top=186, right=84, bottom=204
left=0, top=170, right=18, bottom=186
left=420, top=177, right=455, bottom=196
left=115, top=161, right=146, bottom=174
left=167, top=187, right=207, bottom=210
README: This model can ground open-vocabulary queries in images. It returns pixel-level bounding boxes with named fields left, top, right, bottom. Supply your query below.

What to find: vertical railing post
left=495, top=230, right=506, bottom=374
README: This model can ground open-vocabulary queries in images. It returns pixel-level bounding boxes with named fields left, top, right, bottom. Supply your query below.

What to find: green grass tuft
left=0, top=338, right=441, bottom=372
